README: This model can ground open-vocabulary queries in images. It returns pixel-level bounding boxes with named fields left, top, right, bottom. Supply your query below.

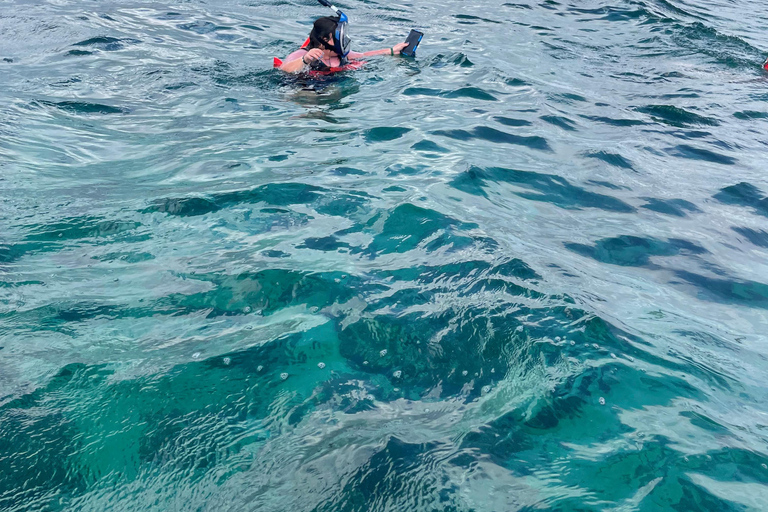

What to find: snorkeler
left=276, top=15, right=408, bottom=74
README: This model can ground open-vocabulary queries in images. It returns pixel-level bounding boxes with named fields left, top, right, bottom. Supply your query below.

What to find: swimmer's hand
left=302, top=48, right=324, bottom=64
left=392, top=42, right=408, bottom=54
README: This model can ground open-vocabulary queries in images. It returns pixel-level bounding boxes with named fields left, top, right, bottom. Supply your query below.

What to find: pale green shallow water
left=2, top=0, right=768, bottom=510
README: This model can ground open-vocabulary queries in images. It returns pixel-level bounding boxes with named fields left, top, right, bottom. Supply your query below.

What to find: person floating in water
left=276, top=16, right=408, bottom=73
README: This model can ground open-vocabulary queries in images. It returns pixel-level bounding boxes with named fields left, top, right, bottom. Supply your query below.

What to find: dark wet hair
left=307, top=16, right=339, bottom=51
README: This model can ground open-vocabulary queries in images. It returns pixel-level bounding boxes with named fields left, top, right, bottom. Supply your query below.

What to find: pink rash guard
left=274, top=38, right=366, bottom=73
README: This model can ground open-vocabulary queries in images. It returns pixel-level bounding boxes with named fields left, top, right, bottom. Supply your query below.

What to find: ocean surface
left=2, top=0, right=768, bottom=510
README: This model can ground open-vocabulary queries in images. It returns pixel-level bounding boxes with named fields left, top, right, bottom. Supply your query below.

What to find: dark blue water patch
left=674, top=271, right=768, bottom=309
left=147, top=195, right=219, bottom=216
left=635, top=105, right=719, bottom=128
left=656, top=92, right=703, bottom=100
left=177, top=21, right=230, bottom=34
left=540, top=115, right=577, bottom=131
left=583, top=150, right=634, bottom=170
left=0, top=374, right=88, bottom=510
left=145, top=183, right=368, bottom=217
left=732, top=227, right=768, bottom=248
left=66, top=49, right=93, bottom=56
left=338, top=307, right=546, bottom=400
left=579, top=114, right=647, bottom=126
left=93, top=251, right=155, bottom=264
left=298, top=236, right=350, bottom=252
left=331, top=166, right=366, bottom=176
left=72, top=36, right=119, bottom=46
left=453, top=14, right=502, bottom=24
left=0, top=242, right=51, bottom=264
left=72, top=36, right=140, bottom=51
left=641, top=198, right=701, bottom=217
left=565, top=236, right=707, bottom=267
left=502, top=2, right=533, bottom=8
left=163, top=268, right=376, bottom=318
left=356, top=203, right=476, bottom=256
left=156, top=11, right=182, bottom=19
left=383, top=186, right=406, bottom=193
left=0, top=333, right=362, bottom=506
left=386, top=164, right=428, bottom=176
left=444, top=87, right=498, bottom=101
left=568, top=5, right=650, bottom=22
left=311, top=437, right=464, bottom=510
left=411, top=140, right=449, bottom=153
left=505, top=77, right=530, bottom=87
left=540, top=0, right=560, bottom=11
left=666, top=144, right=737, bottom=165
left=734, top=110, right=768, bottom=120
left=552, top=92, right=588, bottom=104
left=451, top=166, right=635, bottom=212
left=241, top=24, right=264, bottom=32
left=587, top=180, right=630, bottom=190
left=165, top=81, right=198, bottom=91
left=494, top=116, right=532, bottom=127
left=364, top=127, right=411, bottom=142
left=34, top=100, right=126, bottom=115
left=50, top=77, right=83, bottom=87
left=713, top=182, right=767, bottom=215
left=378, top=258, right=541, bottom=286
left=402, top=87, right=497, bottom=101
left=261, top=249, right=289, bottom=258
left=433, top=127, right=552, bottom=151
left=426, top=52, right=475, bottom=68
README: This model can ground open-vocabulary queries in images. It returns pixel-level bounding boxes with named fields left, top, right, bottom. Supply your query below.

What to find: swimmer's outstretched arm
left=349, top=41, right=408, bottom=60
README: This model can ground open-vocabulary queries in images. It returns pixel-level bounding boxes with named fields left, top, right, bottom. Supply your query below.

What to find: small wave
left=667, top=144, right=737, bottom=165
left=433, top=127, right=551, bottom=151
left=566, top=235, right=707, bottom=268
left=403, top=86, right=496, bottom=101
left=583, top=150, right=635, bottom=170
left=674, top=270, right=768, bottom=309
left=72, top=36, right=140, bottom=51
left=453, top=14, right=502, bottom=24
left=641, top=198, right=701, bottom=217
left=580, top=114, right=647, bottom=127
left=411, top=140, right=450, bottom=153
left=540, top=115, right=578, bottom=131
left=34, top=100, right=126, bottom=115
left=734, top=110, right=768, bottom=120
left=364, top=127, right=411, bottom=142
left=494, top=116, right=532, bottom=127
left=714, top=182, right=768, bottom=217
left=451, top=166, right=635, bottom=212
left=635, top=105, right=719, bottom=127
left=732, top=227, right=768, bottom=248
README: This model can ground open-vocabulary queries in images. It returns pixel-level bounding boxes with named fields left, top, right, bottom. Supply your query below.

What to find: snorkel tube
left=317, top=0, right=351, bottom=64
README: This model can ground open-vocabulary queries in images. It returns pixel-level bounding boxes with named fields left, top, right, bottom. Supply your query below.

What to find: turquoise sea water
left=2, top=0, right=768, bottom=510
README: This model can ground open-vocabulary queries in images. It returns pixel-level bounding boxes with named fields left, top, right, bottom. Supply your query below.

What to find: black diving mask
left=333, top=12, right=350, bottom=62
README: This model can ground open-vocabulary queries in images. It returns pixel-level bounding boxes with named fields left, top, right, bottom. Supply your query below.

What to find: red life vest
left=274, top=38, right=365, bottom=74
